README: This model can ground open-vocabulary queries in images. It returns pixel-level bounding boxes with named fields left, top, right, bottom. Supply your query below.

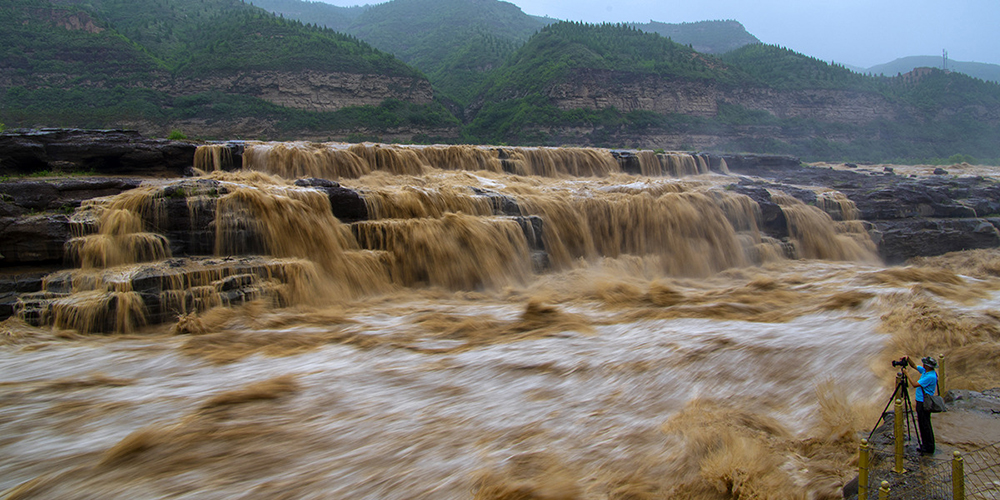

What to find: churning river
left=2, top=143, right=1000, bottom=499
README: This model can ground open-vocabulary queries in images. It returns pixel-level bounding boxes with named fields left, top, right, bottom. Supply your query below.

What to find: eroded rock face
left=727, top=161, right=1000, bottom=263
left=0, top=214, right=71, bottom=266
left=0, top=129, right=195, bottom=177
left=162, top=71, right=434, bottom=113
left=0, top=176, right=147, bottom=267
left=549, top=71, right=718, bottom=116
left=546, top=69, right=898, bottom=123
left=877, top=218, right=1000, bottom=263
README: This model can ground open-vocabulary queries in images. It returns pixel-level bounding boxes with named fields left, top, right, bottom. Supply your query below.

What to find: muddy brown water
left=3, top=144, right=1000, bottom=499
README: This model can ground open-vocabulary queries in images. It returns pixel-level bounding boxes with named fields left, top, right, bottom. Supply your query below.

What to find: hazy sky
left=315, top=0, right=1000, bottom=68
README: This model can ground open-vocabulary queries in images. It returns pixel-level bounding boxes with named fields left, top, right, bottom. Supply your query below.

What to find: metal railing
left=859, top=432, right=1000, bottom=499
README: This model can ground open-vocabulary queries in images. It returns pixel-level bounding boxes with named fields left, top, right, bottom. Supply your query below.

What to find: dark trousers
left=916, top=400, right=935, bottom=453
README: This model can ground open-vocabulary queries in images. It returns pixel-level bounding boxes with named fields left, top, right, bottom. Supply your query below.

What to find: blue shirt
left=915, top=366, right=937, bottom=402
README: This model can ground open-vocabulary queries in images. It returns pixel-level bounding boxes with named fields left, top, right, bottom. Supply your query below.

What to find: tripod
left=867, top=368, right=921, bottom=449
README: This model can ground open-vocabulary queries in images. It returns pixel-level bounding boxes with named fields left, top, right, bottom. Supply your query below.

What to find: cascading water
left=3, top=142, right=999, bottom=500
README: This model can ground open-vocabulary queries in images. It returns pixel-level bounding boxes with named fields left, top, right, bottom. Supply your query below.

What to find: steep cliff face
left=165, top=71, right=434, bottom=112
left=2, top=70, right=433, bottom=113
left=547, top=69, right=898, bottom=124
left=548, top=71, right=718, bottom=116
left=722, top=87, right=898, bottom=123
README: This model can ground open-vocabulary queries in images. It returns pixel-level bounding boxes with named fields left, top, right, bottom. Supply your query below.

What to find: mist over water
left=3, top=143, right=1000, bottom=499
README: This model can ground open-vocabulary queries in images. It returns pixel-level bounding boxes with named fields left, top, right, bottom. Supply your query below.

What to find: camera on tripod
left=869, top=355, right=922, bottom=450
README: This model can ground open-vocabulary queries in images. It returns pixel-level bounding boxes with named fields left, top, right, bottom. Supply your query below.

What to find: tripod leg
left=900, top=382, right=922, bottom=450
left=868, top=379, right=904, bottom=442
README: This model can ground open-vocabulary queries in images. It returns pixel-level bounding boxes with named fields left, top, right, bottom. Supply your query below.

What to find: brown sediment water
left=770, top=190, right=878, bottom=262
left=4, top=144, right=1000, bottom=499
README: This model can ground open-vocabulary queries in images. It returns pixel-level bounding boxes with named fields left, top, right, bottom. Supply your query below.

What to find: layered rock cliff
left=547, top=69, right=898, bottom=123
left=163, top=71, right=434, bottom=113
left=548, top=70, right=898, bottom=123
left=2, top=71, right=434, bottom=114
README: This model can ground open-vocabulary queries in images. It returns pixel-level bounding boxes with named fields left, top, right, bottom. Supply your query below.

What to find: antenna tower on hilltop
left=943, top=49, right=949, bottom=71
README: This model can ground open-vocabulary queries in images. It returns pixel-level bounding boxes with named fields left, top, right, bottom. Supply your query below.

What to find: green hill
left=719, top=43, right=876, bottom=90
left=65, top=0, right=415, bottom=78
left=248, top=0, right=367, bottom=32
left=866, top=56, right=1000, bottom=84
left=631, top=20, right=759, bottom=54
left=175, top=10, right=418, bottom=77
left=466, top=24, right=1000, bottom=162
left=0, top=0, right=167, bottom=85
left=343, top=0, right=549, bottom=104
left=466, top=21, right=742, bottom=143
left=3, top=2, right=999, bottom=164
left=254, top=0, right=551, bottom=105
left=0, top=0, right=457, bottom=140
left=480, top=22, right=735, bottom=97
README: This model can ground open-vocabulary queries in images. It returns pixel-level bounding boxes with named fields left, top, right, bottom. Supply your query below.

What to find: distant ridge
left=866, top=56, right=1000, bottom=83
left=255, top=0, right=551, bottom=104
left=631, top=20, right=760, bottom=54
left=249, top=0, right=368, bottom=32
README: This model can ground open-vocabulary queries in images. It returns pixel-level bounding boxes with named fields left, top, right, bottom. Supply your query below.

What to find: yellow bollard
left=879, top=480, right=891, bottom=500
left=859, top=439, right=870, bottom=500
left=953, top=451, right=965, bottom=500
left=894, top=398, right=906, bottom=474
left=938, top=354, right=947, bottom=395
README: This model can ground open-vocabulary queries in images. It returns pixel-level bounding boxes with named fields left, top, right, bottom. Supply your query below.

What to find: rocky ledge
left=2, top=130, right=999, bottom=329
left=727, top=162, right=1000, bottom=263
left=0, top=129, right=196, bottom=177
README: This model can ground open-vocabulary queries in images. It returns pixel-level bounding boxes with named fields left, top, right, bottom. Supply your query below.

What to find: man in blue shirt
left=905, top=355, right=938, bottom=454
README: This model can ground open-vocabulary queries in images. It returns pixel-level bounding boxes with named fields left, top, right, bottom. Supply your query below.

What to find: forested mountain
left=341, top=0, right=550, bottom=105
left=2, top=0, right=999, bottom=163
left=465, top=22, right=1000, bottom=162
left=249, top=0, right=368, bottom=32
left=465, top=22, right=732, bottom=142
left=0, top=0, right=167, bottom=85
left=719, top=44, right=875, bottom=90
left=866, top=56, right=1000, bottom=84
left=0, top=0, right=458, bottom=140
left=252, top=0, right=758, bottom=104
left=631, top=20, right=759, bottom=54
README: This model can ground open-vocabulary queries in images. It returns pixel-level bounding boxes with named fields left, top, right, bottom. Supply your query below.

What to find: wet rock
left=0, top=181, right=60, bottom=211
left=514, top=216, right=546, bottom=252
left=0, top=178, right=143, bottom=214
left=217, top=274, right=256, bottom=292
left=737, top=163, right=1000, bottom=261
left=0, top=291, right=18, bottom=320
left=876, top=218, right=1000, bottom=263
left=715, top=153, right=802, bottom=174
left=0, top=129, right=196, bottom=177
left=611, top=150, right=643, bottom=175
left=943, top=389, right=1000, bottom=414
left=294, top=178, right=340, bottom=188
left=472, top=188, right=521, bottom=216
left=316, top=185, right=368, bottom=223
left=7, top=258, right=303, bottom=330
left=0, top=215, right=71, bottom=266
left=729, top=184, right=789, bottom=239
left=933, top=167, right=949, bottom=175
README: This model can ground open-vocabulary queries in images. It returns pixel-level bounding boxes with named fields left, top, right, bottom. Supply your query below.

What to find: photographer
left=904, top=356, right=938, bottom=454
